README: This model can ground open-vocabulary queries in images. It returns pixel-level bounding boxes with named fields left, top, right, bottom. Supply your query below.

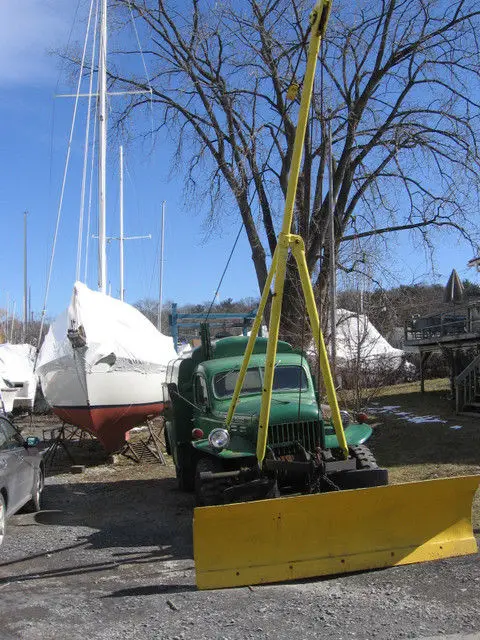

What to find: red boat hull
left=52, top=401, right=165, bottom=452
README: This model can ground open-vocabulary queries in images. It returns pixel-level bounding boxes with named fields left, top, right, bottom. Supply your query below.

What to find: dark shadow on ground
left=0, top=477, right=194, bottom=585
left=105, top=584, right=197, bottom=598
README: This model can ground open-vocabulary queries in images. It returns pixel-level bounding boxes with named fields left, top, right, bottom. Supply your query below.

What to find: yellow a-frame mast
left=224, top=0, right=349, bottom=462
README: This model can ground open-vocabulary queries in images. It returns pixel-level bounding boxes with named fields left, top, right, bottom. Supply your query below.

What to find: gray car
left=0, top=415, right=44, bottom=546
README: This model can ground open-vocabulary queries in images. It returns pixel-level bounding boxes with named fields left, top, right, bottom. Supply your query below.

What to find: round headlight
left=340, top=410, right=351, bottom=427
left=208, top=428, right=230, bottom=450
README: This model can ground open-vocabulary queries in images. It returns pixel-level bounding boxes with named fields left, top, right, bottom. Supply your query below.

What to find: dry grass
left=363, top=378, right=480, bottom=529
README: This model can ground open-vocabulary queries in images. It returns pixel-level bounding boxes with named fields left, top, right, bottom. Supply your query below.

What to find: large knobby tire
left=164, top=429, right=172, bottom=456
left=0, top=493, right=6, bottom=547
left=176, top=463, right=196, bottom=492
left=175, top=445, right=196, bottom=492
left=350, top=444, right=378, bottom=470
left=195, top=456, right=226, bottom=507
left=25, top=466, right=44, bottom=513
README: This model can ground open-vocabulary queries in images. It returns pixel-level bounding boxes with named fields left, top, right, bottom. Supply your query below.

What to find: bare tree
left=106, top=0, right=480, bottom=339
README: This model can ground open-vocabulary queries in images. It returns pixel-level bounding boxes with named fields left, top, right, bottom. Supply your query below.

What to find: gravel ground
left=1, top=450, right=480, bottom=640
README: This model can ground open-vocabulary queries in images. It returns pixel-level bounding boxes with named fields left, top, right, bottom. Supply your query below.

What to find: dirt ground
left=1, top=411, right=480, bottom=639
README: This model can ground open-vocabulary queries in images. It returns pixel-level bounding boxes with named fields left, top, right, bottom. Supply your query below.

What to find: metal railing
left=405, top=302, right=480, bottom=344
left=455, top=353, right=480, bottom=413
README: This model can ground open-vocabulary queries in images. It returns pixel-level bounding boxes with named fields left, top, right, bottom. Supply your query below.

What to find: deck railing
left=455, top=352, right=480, bottom=413
left=404, top=301, right=480, bottom=344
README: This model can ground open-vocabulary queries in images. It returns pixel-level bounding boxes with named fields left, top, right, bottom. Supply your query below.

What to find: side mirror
left=25, top=436, right=40, bottom=448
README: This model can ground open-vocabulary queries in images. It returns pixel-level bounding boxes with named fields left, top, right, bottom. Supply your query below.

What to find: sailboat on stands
left=36, top=0, right=177, bottom=452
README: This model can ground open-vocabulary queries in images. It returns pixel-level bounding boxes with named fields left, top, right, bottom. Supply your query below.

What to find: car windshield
left=213, top=365, right=308, bottom=398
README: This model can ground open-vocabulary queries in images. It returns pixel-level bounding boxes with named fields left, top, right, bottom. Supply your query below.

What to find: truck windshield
left=213, top=365, right=308, bottom=398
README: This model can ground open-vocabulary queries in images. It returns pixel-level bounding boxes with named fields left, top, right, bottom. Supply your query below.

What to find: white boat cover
left=0, top=377, right=19, bottom=414
left=0, top=343, right=36, bottom=385
left=335, top=309, right=405, bottom=368
left=308, top=308, right=408, bottom=372
left=36, top=281, right=177, bottom=371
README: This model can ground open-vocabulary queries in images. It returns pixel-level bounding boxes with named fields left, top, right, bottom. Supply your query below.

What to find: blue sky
left=0, top=1, right=478, bottom=322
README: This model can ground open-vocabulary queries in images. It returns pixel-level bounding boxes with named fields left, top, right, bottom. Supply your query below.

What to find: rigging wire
left=76, top=0, right=100, bottom=282
left=125, top=1, right=158, bottom=301
left=127, top=0, right=154, bottom=140
left=38, top=0, right=96, bottom=348
left=44, top=0, right=82, bottom=335
left=83, top=93, right=98, bottom=285
left=123, top=156, right=154, bottom=298
left=198, top=30, right=314, bottom=328
left=48, top=0, right=83, bottom=199
left=199, top=27, right=311, bottom=329
left=204, top=222, right=245, bottom=322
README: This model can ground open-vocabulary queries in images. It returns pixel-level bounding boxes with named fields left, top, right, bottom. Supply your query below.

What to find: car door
left=0, top=417, right=33, bottom=515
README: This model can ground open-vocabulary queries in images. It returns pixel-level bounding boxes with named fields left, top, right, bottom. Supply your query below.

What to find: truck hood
left=216, top=393, right=321, bottom=424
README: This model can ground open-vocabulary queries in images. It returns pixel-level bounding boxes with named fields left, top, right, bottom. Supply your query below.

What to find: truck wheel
left=164, top=429, right=171, bottom=456
left=176, top=463, right=195, bottom=492
left=195, top=457, right=225, bottom=507
left=350, top=444, right=378, bottom=470
left=175, top=444, right=196, bottom=492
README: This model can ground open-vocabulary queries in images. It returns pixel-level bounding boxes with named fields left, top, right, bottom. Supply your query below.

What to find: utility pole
left=327, top=117, right=337, bottom=380
left=157, top=200, right=166, bottom=332
left=23, top=210, right=28, bottom=342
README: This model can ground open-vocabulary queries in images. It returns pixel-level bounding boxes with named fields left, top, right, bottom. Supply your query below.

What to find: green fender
left=324, top=422, right=372, bottom=449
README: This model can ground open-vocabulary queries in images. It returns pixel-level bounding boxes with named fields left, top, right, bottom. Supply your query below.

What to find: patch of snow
left=450, top=425, right=463, bottom=430
left=405, top=415, right=447, bottom=424
left=367, top=404, right=448, bottom=425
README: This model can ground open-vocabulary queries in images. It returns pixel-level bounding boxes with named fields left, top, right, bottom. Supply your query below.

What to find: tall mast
left=119, top=145, right=124, bottom=301
left=23, top=210, right=28, bottom=342
left=10, top=302, right=15, bottom=343
left=97, top=0, right=107, bottom=293
left=157, top=200, right=166, bottom=331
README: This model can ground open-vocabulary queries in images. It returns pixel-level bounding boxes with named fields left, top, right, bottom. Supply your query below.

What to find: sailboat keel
left=52, top=401, right=165, bottom=452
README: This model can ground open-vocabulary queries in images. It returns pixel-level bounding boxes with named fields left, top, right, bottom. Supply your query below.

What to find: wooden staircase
left=455, top=353, right=480, bottom=415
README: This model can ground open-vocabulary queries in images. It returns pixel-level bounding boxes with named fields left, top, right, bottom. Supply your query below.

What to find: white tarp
left=335, top=308, right=405, bottom=369
left=0, top=343, right=36, bottom=385
left=36, top=281, right=177, bottom=370
left=307, top=308, right=410, bottom=373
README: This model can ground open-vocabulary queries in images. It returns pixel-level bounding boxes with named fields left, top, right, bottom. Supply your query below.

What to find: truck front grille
left=267, top=421, right=322, bottom=452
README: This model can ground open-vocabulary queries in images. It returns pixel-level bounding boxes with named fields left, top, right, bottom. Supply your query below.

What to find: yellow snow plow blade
left=194, top=475, right=479, bottom=590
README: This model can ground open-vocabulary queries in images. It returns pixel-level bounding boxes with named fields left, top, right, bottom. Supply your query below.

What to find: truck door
left=193, top=374, right=218, bottom=434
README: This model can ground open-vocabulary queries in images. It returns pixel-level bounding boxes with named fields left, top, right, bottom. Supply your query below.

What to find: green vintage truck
left=163, top=333, right=387, bottom=505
